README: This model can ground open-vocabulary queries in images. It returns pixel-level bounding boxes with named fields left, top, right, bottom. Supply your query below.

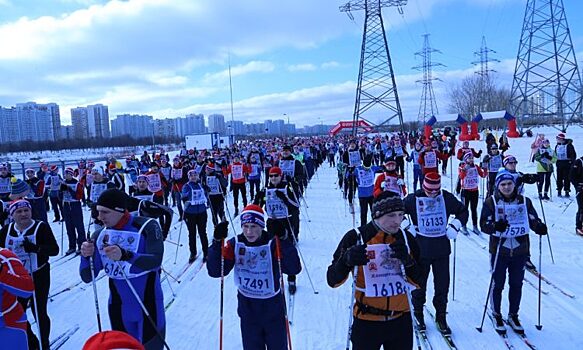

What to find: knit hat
left=82, top=330, right=144, bottom=350
left=422, top=172, right=441, bottom=193
left=10, top=178, right=30, bottom=198
left=50, top=165, right=58, bottom=172
left=269, top=167, right=283, bottom=176
left=136, top=174, right=148, bottom=182
left=92, top=167, right=106, bottom=175
left=95, top=189, right=128, bottom=213
left=65, top=167, right=75, bottom=176
left=463, top=152, right=474, bottom=163
left=372, top=191, right=405, bottom=219
left=9, top=199, right=31, bottom=216
left=557, top=133, right=566, bottom=140
left=240, top=204, right=265, bottom=229
left=25, top=168, right=35, bottom=174
left=495, top=169, right=516, bottom=189
left=503, top=155, right=517, bottom=166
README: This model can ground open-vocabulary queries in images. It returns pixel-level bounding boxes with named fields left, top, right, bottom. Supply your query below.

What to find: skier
left=570, top=154, right=583, bottom=236
left=170, top=157, right=188, bottom=219
left=327, top=192, right=422, bottom=349
left=208, top=205, right=301, bottom=350
left=181, top=170, right=210, bottom=263
left=254, top=166, right=301, bottom=294
left=79, top=189, right=166, bottom=349
left=402, top=173, right=468, bottom=334
left=458, top=153, right=487, bottom=234
left=501, top=155, right=538, bottom=194
left=0, top=247, right=35, bottom=348
left=158, top=158, right=172, bottom=206
left=479, top=170, right=548, bottom=335
left=45, top=165, right=64, bottom=222
left=60, top=168, right=87, bottom=255
left=278, top=145, right=305, bottom=199
left=202, top=162, right=228, bottom=226
left=223, top=154, right=250, bottom=217
left=554, top=133, right=576, bottom=197
left=373, top=160, right=406, bottom=198
left=406, top=142, right=423, bottom=191
left=25, top=168, right=48, bottom=223
left=1, top=200, right=59, bottom=349
left=481, top=143, right=503, bottom=197
left=354, top=156, right=381, bottom=225
left=534, top=138, right=556, bottom=200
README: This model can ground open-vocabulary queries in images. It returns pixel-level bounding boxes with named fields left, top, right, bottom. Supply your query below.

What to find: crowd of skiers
left=0, top=126, right=580, bottom=349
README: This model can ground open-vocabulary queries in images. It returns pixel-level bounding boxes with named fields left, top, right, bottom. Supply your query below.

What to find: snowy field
left=38, top=126, right=583, bottom=349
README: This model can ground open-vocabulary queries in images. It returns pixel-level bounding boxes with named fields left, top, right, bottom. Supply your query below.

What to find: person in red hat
left=554, top=133, right=576, bottom=197
left=83, top=330, right=144, bottom=350
left=208, top=204, right=301, bottom=349
left=419, top=141, right=449, bottom=177
left=403, top=173, right=468, bottom=334
left=459, top=153, right=487, bottom=234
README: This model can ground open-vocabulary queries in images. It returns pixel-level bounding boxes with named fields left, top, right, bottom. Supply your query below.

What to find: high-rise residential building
left=208, top=114, right=226, bottom=134
left=0, top=107, right=19, bottom=143
left=271, top=119, right=285, bottom=135
left=45, top=103, right=62, bottom=140
left=153, top=118, right=176, bottom=139
left=0, top=102, right=59, bottom=142
left=86, top=104, right=110, bottom=138
left=71, top=107, right=89, bottom=139
left=226, top=120, right=245, bottom=136
left=176, top=114, right=205, bottom=137
left=111, top=114, right=154, bottom=138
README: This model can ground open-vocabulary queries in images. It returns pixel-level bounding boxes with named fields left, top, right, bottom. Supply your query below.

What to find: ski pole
left=346, top=231, right=362, bottom=350
left=476, top=230, right=505, bottom=332
left=115, top=262, right=171, bottom=350
left=275, top=236, right=293, bottom=350
left=161, top=266, right=180, bottom=284
left=27, top=254, right=44, bottom=349
left=173, top=212, right=184, bottom=264
left=219, top=239, right=225, bottom=350
left=86, top=244, right=103, bottom=333
left=450, top=157, right=453, bottom=193
left=60, top=211, right=65, bottom=256
left=286, top=217, right=318, bottom=294
left=399, top=233, right=421, bottom=350
left=537, top=196, right=555, bottom=264
left=536, top=229, right=543, bottom=331
left=452, top=238, right=457, bottom=301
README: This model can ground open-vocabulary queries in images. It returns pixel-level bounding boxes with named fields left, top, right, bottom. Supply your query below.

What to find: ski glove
left=343, top=244, right=368, bottom=267
left=213, top=221, right=229, bottom=241
left=494, top=219, right=509, bottom=233
left=447, top=218, right=462, bottom=240
left=534, top=221, right=548, bottom=235
left=389, top=241, right=414, bottom=268
left=22, top=239, right=40, bottom=254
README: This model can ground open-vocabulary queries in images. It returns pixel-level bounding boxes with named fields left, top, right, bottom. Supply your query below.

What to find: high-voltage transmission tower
left=340, top=0, right=407, bottom=135
left=413, top=33, right=444, bottom=125
left=471, top=36, right=499, bottom=113
left=508, top=0, right=582, bottom=132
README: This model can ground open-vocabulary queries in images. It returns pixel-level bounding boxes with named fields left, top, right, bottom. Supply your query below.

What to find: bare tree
left=447, top=75, right=511, bottom=116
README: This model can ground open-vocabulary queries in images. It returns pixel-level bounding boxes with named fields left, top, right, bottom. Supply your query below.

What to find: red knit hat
left=82, top=330, right=144, bottom=350
left=557, top=133, right=566, bottom=140
left=269, top=167, right=283, bottom=176
left=240, top=204, right=265, bottom=229
left=423, top=172, right=441, bottom=193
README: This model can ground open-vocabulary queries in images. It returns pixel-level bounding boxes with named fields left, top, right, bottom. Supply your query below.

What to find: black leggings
left=537, top=172, right=552, bottom=194
left=18, top=264, right=51, bottom=350
left=351, top=313, right=413, bottom=350
left=461, top=190, right=479, bottom=226
left=184, top=211, right=209, bottom=257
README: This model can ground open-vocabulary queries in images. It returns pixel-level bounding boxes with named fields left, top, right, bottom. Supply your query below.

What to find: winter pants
left=556, top=162, right=571, bottom=193
left=163, top=188, right=170, bottom=206
left=490, top=254, right=527, bottom=315
left=248, top=179, right=261, bottom=201
left=411, top=255, right=450, bottom=315
left=62, top=201, right=86, bottom=250
left=18, top=264, right=51, bottom=350
left=396, top=157, right=405, bottom=177
left=153, top=195, right=167, bottom=234
left=359, top=196, right=374, bottom=226
left=209, top=195, right=226, bottom=225
left=0, top=323, right=28, bottom=350
left=172, top=190, right=183, bottom=219
left=30, top=197, right=48, bottom=224
left=49, top=195, right=63, bottom=221
left=537, top=172, right=552, bottom=195
left=240, top=312, right=288, bottom=350
left=305, top=159, right=315, bottom=180
left=350, top=313, right=413, bottom=350
left=345, top=175, right=357, bottom=205
left=328, top=153, right=335, bottom=167
left=413, top=166, right=422, bottom=192
left=577, top=191, right=583, bottom=230
left=184, top=211, right=209, bottom=258
left=461, top=190, right=479, bottom=226
left=286, top=214, right=300, bottom=283
left=232, top=183, right=247, bottom=211
left=441, top=157, right=449, bottom=175
left=487, top=172, right=497, bottom=198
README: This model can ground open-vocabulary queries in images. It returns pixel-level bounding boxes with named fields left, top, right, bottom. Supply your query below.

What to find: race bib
left=171, top=168, right=183, bottom=180
left=206, top=176, right=221, bottom=195
left=383, top=176, right=401, bottom=196
left=250, top=164, right=261, bottom=177
left=349, top=151, right=361, bottom=167
left=416, top=195, right=447, bottom=237
left=424, top=152, right=437, bottom=168
left=234, top=241, right=277, bottom=299
left=232, top=165, right=244, bottom=180
left=489, top=155, right=502, bottom=172
left=160, top=167, right=171, bottom=180
left=0, top=177, right=10, bottom=193
left=97, top=228, right=146, bottom=280
left=5, top=224, right=40, bottom=273
left=280, top=160, right=295, bottom=178
left=394, top=146, right=404, bottom=157
left=147, top=173, right=162, bottom=192
left=190, top=189, right=207, bottom=206
left=49, top=176, right=61, bottom=191
left=494, top=202, right=529, bottom=238
left=62, top=183, right=78, bottom=202
left=265, top=189, right=289, bottom=219
left=361, top=244, right=415, bottom=297
left=357, top=168, right=374, bottom=188
left=90, top=183, right=108, bottom=203
left=556, top=145, right=567, bottom=160
left=463, top=167, right=479, bottom=189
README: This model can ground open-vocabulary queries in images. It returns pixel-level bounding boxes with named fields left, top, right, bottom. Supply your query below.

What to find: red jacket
left=373, top=172, right=407, bottom=198
left=419, top=150, right=448, bottom=175
left=0, top=248, right=34, bottom=330
left=144, top=170, right=168, bottom=197
left=459, top=164, right=487, bottom=191
left=224, top=162, right=251, bottom=184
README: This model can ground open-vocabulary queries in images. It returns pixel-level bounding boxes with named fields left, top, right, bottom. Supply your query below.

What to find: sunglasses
left=269, top=174, right=280, bottom=178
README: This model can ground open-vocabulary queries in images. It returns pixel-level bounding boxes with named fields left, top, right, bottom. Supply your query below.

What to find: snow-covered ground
left=38, top=126, right=583, bottom=349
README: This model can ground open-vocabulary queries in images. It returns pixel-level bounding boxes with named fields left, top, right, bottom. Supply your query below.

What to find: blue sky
left=0, top=0, right=581, bottom=127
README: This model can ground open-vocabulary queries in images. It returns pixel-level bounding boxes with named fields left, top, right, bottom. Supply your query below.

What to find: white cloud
left=202, top=61, right=276, bottom=84
left=287, top=63, right=317, bottom=72
left=321, top=61, right=341, bottom=69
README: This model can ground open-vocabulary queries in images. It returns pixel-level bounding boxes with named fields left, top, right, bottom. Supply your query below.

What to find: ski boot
left=525, top=259, right=536, bottom=271
left=436, top=312, right=452, bottom=335
left=65, top=248, right=76, bottom=256
left=414, top=310, right=426, bottom=331
left=507, top=314, right=525, bottom=335
left=565, top=191, right=571, bottom=198
left=557, top=190, right=562, bottom=197
left=577, top=228, right=583, bottom=237
left=189, top=252, right=197, bottom=264
left=472, top=225, right=481, bottom=235
left=460, top=226, right=469, bottom=236
left=491, top=312, right=506, bottom=335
